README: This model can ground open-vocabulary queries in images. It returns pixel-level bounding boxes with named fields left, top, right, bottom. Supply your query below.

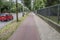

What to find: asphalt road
left=0, top=13, right=22, bottom=29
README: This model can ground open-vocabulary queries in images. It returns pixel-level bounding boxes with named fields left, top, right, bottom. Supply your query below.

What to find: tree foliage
left=0, top=0, right=23, bottom=13
left=46, top=0, right=60, bottom=6
left=34, top=0, right=46, bottom=10
left=23, top=0, right=31, bottom=10
left=33, top=0, right=60, bottom=10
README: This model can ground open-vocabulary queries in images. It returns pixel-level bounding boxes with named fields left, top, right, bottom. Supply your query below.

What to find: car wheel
left=11, top=17, right=13, bottom=20
left=1, top=20, right=4, bottom=22
left=7, top=19, right=10, bottom=21
left=10, top=17, right=13, bottom=20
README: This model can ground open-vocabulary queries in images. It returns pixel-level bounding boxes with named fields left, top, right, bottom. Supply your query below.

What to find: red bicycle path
left=8, top=13, right=40, bottom=40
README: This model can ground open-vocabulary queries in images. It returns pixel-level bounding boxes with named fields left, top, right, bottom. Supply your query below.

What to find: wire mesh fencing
left=37, top=4, right=60, bottom=24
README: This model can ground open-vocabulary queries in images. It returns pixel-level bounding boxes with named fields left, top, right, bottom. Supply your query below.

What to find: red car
left=0, top=13, right=13, bottom=21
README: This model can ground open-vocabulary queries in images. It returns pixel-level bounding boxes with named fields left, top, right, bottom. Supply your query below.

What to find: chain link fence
left=37, top=4, right=60, bottom=24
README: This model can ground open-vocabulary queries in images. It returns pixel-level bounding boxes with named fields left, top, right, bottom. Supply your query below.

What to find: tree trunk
left=16, top=0, right=18, bottom=22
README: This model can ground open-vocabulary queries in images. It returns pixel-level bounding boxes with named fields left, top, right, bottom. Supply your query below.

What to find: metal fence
left=37, top=4, right=60, bottom=24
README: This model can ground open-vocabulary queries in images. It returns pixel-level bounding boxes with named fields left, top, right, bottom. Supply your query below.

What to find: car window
left=0, top=14, right=12, bottom=16
left=0, top=14, right=6, bottom=16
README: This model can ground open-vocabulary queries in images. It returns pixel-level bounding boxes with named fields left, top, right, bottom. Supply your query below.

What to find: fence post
left=48, top=7, right=50, bottom=19
left=57, top=5, right=59, bottom=24
left=36, top=10, right=37, bottom=14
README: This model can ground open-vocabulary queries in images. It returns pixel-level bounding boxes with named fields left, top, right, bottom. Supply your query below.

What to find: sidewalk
left=33, top=13, right=60, bottom=40
left=8, top=13, right=40, bottom=40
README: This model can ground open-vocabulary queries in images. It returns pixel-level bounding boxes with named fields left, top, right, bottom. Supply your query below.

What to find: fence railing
left=37, top=4, right=60, bottom=24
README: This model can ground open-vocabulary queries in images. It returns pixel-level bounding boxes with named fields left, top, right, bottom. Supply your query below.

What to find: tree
left=0, top=0, right=23, bottom=13
left=46, top=0, right=60, bottom=6
left=23, top=0, right=31, bottom=10
left=0, top=0, right=2, bottom=13
left=33, top=0, right=60, bottom=10
left=0, top=0, right=12, bottom=13
left=34, top=0, right=46, bottom=10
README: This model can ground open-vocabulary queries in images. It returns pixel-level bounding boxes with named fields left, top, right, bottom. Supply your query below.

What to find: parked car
left=0, top=13, right=13, bottom=21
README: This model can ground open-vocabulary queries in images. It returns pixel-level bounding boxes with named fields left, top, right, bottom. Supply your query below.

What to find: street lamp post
left=16, top=0, right=19, bottom=22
